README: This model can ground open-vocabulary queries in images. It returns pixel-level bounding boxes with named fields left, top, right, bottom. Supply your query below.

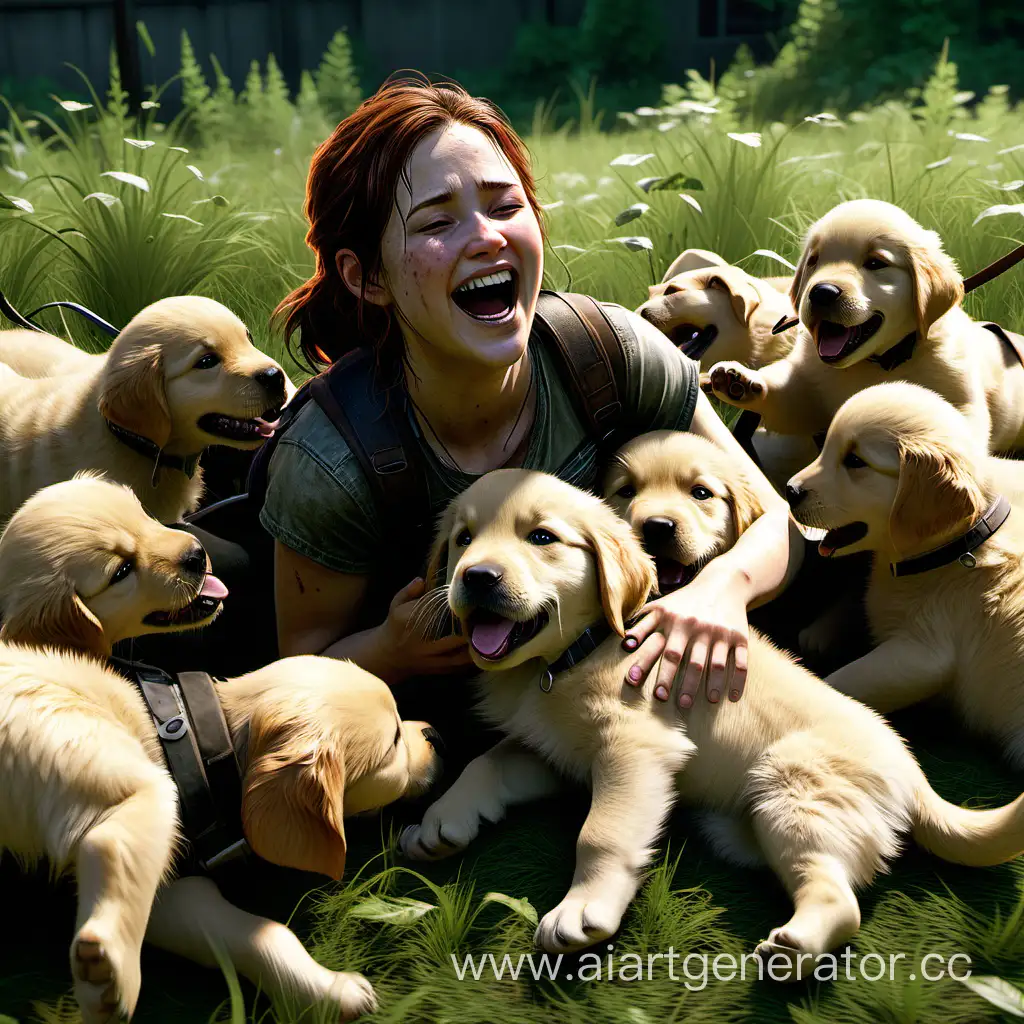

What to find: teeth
left=454, top=269, right=513, bottom=293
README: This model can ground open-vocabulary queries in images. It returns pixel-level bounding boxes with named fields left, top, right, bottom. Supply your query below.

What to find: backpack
left=186, top=291, right=638, bottom=588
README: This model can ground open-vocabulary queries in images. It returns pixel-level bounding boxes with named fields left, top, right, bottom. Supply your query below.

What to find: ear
left=727, top=469, right=766, bottom=538
left=788, top=243, right=812, bottom=312
left=888, top=441, right=984, bottom=556
left=661, top=248, right=728, bottom=283
left=583, top=511, right=656, bottom=635
left=907, top=235, right=963, bottom=338
left=240, top=709, right=347, bottom=880
left=707, top=271, right=761, bottom=326
left=0, top=576, right=107, bottom=655
left=336, top=249, right=391, bottom=307
left=98, top=343, right=172, bottom=449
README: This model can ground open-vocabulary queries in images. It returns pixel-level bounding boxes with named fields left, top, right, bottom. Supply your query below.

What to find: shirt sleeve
left=602, top=302, right=700, bottom=432
left=259, top=436, right=383, bottom=575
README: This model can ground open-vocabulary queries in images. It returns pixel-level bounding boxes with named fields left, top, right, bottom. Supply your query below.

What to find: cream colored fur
left=0, top=643, right=438, bottom=1023
left=400, top=459, right=1024, bottom=977
left=707, top=199, right=1024, bottom=455
left=788, top=381, right=1024, bottom=766
left=0, top=296, right=291, bottom=525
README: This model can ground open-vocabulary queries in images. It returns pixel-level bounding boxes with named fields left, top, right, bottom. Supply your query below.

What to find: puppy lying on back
left=0, top=642, right=439, bottom=1023
left=708, top=199, right=1024, bottom=454
left=0, top=474, right=227, bottom=655
left=787, top=381, right=1024, bottom=765
left=400, top=464, right=1024, bottom=978
left=0, top=295, right=290, bottom=524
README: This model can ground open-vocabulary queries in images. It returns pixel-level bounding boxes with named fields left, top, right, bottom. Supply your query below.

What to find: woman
left=263, top=74, right=802, bottom=732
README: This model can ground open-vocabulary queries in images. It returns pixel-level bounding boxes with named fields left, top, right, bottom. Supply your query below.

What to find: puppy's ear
left=0, top=576, right=107, bottom=655
left=583, top=510, right=656, bottom=635
left=727, top=469, right=766, bottom=538
left=707, top=271, right=761, bottom=326
left=661, top=248, right=728, bottom=282
left=906, top=235, right=963, bottom=339
left=99, top=343, right=172, bottom=449
left=889, top=441, right=984, bottom=556
left=424, top=500, right=458, bottom=591
left=241, top=709, right=347, bottom=880
left=788, top=240, right=813, bottom=312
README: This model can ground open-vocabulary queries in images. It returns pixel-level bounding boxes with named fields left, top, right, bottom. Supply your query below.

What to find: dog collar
left=889, top=494, right=1011, bottom=578
left=110, top=656, right=251, bottom=875
left=540, top=621, right=613, bottom=692
left=867, top=330, right=917, bottom=371
left=105, top=420, right=202, bottom=482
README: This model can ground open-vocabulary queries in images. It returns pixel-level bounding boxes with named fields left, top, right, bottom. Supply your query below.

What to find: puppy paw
left=534, top=894, right=625, bottom=953
left=400, top=803, right=490, bottom=861
left=753, top=927, right=816, bottom=983
left=326, top=971, right=377, bottom=1022
left=709, top=361, right=767, bottom=408
left=72, top=925, right=140, bottom=1024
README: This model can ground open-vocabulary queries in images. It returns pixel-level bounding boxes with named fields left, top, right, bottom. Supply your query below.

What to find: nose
left=642, top=517, right=677, bottom=545
left=808, top=283, right=842, bottom=309
left=639, top=306, right=656, bottom=323
left=180, top=542, right=208, bottom=577
left=785, top=484, right=807, bottom=509
left=254, top=366, right=286, bottom=403
left=467, top=212, right=507, bottom=259
left=422, top=726, right=446, bottom=759
left=462, top=563, right=504, bottom=596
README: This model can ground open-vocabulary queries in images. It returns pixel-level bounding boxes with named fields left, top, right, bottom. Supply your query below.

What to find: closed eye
left=615, top=483, right=637, bottom=499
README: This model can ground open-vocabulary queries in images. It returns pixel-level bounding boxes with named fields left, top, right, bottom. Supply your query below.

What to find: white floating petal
left=612, top=235, right=654, bottom=251
left=540, top=200, right=564, bottom=210
left=678, top=193, right=702, bottom=213
left=553, top=244, right=587, bottom=254
left=101, top=171, right=150, bottom=192
left=610, top=153, right=655, bottom=167
left=4, top=166, right=28, bottom=182
left=954, top=132, right=990, bottom=143
left=162, top=212, right=203, bottom=226
left=752, top=248, right=797, bottom=270
left=925, top=156, right=953, bottom=171
left=614, top=202, right=649, bottom=226
left=727, top=132, right=762, bottom=148
left=84, top=191, right=120, bottom=207
left=185, top=164, right=204, bottom=180
left=124, top=138, right=155, bottom=149
left=57, top=99, right=92, bottom=111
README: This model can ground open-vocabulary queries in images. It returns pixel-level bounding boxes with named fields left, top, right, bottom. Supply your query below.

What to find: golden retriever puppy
left=0, top=327, right=99, bottom=377
left=0, top=474, right=227, bottom=656
left=400, top=466, right=1024, bottom=976
left=786, top=381, right=1024, bottom=764
left=707, top=199, right=1024, bottom=454
left=0, top=642, right=440, bottom=1023
left=0, top=296, right=290, bottom=525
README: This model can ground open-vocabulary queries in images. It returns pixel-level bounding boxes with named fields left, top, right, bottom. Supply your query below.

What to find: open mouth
left=142, top=574, right=228, bottom=628
left=197, top=406, right=282, bottom=443
left=466, top=607, right=549, bottom=662
left=815, top=313, right=884, bottom=363
left=451, top=268, right=519, bottom=323
left=654, top=556, right=698, bottom=595
left=818, top=522, right=868, bottom=557
left=670, top=323, right=718, bottom=361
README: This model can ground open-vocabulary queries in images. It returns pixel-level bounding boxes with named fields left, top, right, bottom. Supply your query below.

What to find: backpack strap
left=533, top=290, right=630, bottom=455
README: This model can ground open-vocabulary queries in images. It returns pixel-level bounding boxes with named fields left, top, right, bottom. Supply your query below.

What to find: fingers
left=705, top=639, right=731, bottom=703
left=427, top=633, right=470, bottom=654
left=728, top=641, right=749, bottom=701
left=390, top=577, right=425, bottom=610
left=671, top=636, right=707, bottom=709
left=624, top=631, right=666, bottom=690
left=621, top=611, right=658, bottom=654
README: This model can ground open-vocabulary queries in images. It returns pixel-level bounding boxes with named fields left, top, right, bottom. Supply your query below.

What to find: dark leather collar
left=867, top=330, right=917, bottom=371
left=109, top=657, right=250, bottom=874
left=540, top=621, right=613, bottom=692
left=105, top=420, right=202, bottom=481
left=890, top=494, right=1011, bottom=578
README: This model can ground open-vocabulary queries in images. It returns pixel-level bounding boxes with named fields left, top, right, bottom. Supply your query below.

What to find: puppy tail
left=912, top=778, right=1024, bottom=867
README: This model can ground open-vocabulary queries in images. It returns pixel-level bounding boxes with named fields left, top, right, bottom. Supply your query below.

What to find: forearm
left=702, top=505, right=804, bottom=610
left=321, top=623, right=401, bottom=684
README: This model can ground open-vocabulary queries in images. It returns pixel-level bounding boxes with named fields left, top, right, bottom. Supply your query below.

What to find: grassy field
left=3, top=59, right=1024, bottom=1024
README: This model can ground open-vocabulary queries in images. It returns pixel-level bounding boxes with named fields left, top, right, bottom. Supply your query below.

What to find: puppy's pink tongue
left=254, top=417, right=280, bottom=438
left=200, top=574, right=229, bottom=600
left=817, top=325, right=852, bottom=358
left=470, top=616, right=515, bottom=658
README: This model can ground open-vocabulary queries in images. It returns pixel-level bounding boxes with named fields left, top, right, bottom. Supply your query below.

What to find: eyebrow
left=407, top=179, right=519, bottom=218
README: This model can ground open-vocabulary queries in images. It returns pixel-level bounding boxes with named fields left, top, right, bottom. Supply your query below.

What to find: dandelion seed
left=610, top=153, right=654, bottom=167
left=614, top=202, right=649, bottom=226
left=678, top=193, right=702, bottom=213
left=727, top=132, right=762, bottom=148
left=162, top=212, right=203, bottom=226
left=83, top=192, right=120, bottom=207
left=973, top=203, right=1024, bottom=226
left=101, top=171, right=149, bottom=192
left=185, top=164, right=204, bottom=181
left=57, top=99, right=92, bottom=112
left=123, top=138, right=155, bottom=149
left=925, top=156, right=952, bottom=171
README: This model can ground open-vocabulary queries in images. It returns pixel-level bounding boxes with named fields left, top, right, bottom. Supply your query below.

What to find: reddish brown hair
left=273, top=73, right=544, bottom=378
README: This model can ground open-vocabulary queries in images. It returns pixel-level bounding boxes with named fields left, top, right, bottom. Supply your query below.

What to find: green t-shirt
left=259, top=301, right=699, bottom=575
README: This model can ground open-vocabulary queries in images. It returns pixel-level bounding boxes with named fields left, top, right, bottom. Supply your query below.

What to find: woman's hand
left=621, top=562, right=750, bottom=707
left=378, top=577, right=475, bottom=682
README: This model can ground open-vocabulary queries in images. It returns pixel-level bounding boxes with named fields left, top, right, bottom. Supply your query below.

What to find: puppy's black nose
left=180, top=542, right=207, bottom=577
left=462, top=564, right=503, bottom=595
left=422, top=727, right=446, bottom=759
left=808, top=283, right=842, bottom=309
left=639, top=306, right=656, bottom=323
left=785, top=484, right=807, bottom=509
left=642, top=517, right=676, bottom=545
left=254, top=366, right=286, bottom=401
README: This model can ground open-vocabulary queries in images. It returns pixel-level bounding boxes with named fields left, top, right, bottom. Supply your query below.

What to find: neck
left=404, top=345, right=535, bottom=473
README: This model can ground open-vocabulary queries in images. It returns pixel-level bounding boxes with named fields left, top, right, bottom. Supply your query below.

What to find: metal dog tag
left=539, top=668, right=554, bottom=693
left=958, top=552, right=977, bottom=569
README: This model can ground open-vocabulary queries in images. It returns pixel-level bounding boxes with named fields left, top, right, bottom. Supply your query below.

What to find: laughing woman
left=264, top=75, right=802, bottom=742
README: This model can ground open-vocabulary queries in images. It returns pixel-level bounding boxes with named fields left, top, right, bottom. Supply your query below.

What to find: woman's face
left=375, top=123, right=544, bottom=372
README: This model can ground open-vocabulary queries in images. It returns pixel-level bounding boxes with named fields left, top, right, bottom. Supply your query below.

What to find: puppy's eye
left=615, top=483, right=637, bottom=499
left=110, top=559, right=134, bottom=584
left=843, top=450, right=867, bottom=470
left=663, top=284, right=682, bottom=296
left=455, top=528, right=472, bottom=547
left=863, top=257, right=888, bottom=271
left=691, top=485, right=713, bottom=500
left=194, top=352, right=220, bottom=370
left=527, top=528, right=559, bottom=546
